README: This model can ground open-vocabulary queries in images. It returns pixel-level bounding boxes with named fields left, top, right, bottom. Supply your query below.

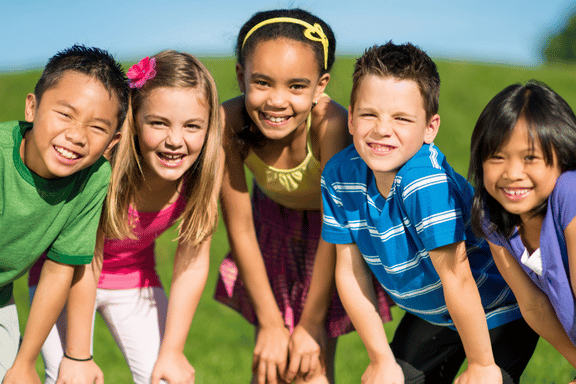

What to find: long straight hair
left=469, top=80, right=576, bottom=238
left=103, top=50, right=221, bottom=245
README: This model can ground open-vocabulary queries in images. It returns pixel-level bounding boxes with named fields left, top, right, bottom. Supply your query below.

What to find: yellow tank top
left=244, top=114, right=321, bottom=210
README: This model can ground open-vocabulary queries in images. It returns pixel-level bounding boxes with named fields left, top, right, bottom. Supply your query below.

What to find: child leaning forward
left=321, top=42, right=538, bottom=383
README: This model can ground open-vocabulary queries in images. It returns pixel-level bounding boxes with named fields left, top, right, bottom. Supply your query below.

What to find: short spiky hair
left=34, top=44, right=129, bottom=131
left=350, top=42, right=440, bottom=122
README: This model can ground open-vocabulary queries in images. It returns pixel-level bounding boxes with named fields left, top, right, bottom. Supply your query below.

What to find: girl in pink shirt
left=29, top=50, right=222, bottom=384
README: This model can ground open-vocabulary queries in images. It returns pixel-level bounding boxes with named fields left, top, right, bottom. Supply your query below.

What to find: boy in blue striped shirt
left=321, top=42, right=538, bottom=383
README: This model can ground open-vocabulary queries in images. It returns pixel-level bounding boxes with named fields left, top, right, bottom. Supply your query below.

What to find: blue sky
left=1, top=0, right=575, bottom=70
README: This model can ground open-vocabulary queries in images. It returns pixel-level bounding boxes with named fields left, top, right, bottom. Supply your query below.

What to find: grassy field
left=3, top=55, right=576, bottom=383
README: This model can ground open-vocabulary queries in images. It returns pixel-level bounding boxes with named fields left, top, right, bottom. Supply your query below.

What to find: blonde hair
left=103, top=50, right=221, bottom=246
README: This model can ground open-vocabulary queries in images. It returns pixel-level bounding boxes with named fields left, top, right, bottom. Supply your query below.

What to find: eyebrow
left=251, top=72, right=312, bottom=85
left=56, top=101, right=113, bottom=127
left=145, top=114, right=206, bottom=124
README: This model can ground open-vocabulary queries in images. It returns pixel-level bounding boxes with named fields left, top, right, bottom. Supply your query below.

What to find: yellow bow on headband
left=242, top=17, right=329, bottom=70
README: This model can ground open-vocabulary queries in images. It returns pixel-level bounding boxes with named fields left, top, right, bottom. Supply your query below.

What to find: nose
left=503, top=158, right=524, bottom=180
left=267, top=88, right=288, bottom=109
left=64, top=123, right=87, bottom=147
left=165, top=128, right=184, bottom=148
left=373, top=119, right=392, bottom=137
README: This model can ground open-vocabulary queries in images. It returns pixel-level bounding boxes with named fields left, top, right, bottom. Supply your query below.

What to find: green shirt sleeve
left=47, top=157, right=111, bottom=265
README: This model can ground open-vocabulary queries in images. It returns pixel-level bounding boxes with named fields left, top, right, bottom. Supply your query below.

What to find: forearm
left=335, top=243, right=393, bottom=363
left=65, top=263, right=97, bottom=359
left=225, top=223, right=284, bottom=327
left=160, top=241, right=210, bottom=354
left=16, top=259, right=74, bottom=365
left=432, top=242, right=494, bottom=367
left=519, top=292, right=576, bottom=368
left=442, top=271, right=494, bottom=366
left=298, top=239, right=336, bottom=327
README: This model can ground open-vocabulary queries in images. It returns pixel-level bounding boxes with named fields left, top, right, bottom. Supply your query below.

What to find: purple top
left=483, top=171, right=576, bottom=344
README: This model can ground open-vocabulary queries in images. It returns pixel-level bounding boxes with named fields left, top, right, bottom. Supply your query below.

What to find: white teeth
left=503, top=188, right=530, bottom=196
left=55, top=146, right=79, bottom=159
left=162, top=153, right=183, bottom=160
left=370, top=143, right=392, bottom=151
left=265, top=114, right=287, bottom=123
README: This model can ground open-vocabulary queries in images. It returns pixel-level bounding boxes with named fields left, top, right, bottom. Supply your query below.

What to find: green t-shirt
left=0, top=121, right=111, bottom=305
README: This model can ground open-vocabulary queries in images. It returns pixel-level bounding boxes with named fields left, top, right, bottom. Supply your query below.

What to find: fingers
left=267, top=360, right=278, bottom=384
left=285, top=352, right=301, bottom=383
left=257, top=359, right=268, bottom=384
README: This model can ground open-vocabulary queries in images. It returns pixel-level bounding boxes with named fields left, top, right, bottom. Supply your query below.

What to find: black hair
left=351, top=42, right=440, bottom=122
left=234, top=8, right=336, bottom=157
left=469, top=80, right=576, bottom=238
left=236, top=8, right=336, bottom=76
left=34, top=44, right=129, bottom=132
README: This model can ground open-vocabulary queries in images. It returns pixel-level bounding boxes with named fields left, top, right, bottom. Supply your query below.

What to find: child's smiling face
left=23, top=71, right=120, bottom=179
left=136, top=86, right=209, bottom=183
left=348, top=75, right=439, bottom=195
left=236, top=38, right=329, bottom=143
left=482, top=118, right=562, bottom=223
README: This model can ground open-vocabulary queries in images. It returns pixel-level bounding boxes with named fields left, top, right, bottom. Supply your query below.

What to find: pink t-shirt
left=28, top=194, right=187, bottom=289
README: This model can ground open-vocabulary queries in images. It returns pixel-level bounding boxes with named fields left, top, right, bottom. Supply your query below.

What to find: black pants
left=390, top=312, right=539, bottom=384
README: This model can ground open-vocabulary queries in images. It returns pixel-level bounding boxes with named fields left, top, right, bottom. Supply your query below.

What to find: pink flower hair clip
left=127, top=56, right=156, bottom=89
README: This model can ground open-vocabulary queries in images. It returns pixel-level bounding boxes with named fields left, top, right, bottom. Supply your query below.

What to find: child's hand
left=3, top=362, right=41, bottom=384
left=151, top=350, right=195, bottom=384
left=361, top=360, right=404, bottom=384
left=454, top=363, right=502, bottom=384
left=55, top=358, right=103, bottom=384
left=285, top=323, right=326, bottom=382
left=252, top=324, right=290, bottom=384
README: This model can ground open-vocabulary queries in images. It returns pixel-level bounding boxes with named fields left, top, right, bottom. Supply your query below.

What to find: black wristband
left=63, top=352, right=93, bottom=362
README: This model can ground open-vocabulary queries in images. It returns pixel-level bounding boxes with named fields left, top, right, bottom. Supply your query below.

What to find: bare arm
left=489, top=241, right=576, bottom=368
left=429, top=241, right=500, bottom=384
left=3, top=260, right=75, bottom=384
left=287, top=97, right=350, bottom=381
left=335, top=243, right=403, bottom=384
left=150, top=237, right=211, bottom=384
left=218, top=100, right=288, bottom=384
left=53, top=230, right=105, bottom=384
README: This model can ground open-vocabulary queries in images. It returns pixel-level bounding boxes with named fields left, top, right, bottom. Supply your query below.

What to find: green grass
left=4, top=56, right=576, bottom=382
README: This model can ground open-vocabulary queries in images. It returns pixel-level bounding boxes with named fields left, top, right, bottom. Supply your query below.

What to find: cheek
left=482, top=165, right=497, bottom=190
left=138, top=133, right=160, bottom=155
left=186, top=132, right=207, bottom=153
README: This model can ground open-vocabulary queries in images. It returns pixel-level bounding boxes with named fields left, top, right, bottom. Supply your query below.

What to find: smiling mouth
left=157, top=152, right=185, bottom=167
left=261, top=112, right=290, bottom=124
left=368, top=143, right=395, bottom=154
left=54, top=145, right=81, bottom=160
left=502, top=187, right=531, bottom=199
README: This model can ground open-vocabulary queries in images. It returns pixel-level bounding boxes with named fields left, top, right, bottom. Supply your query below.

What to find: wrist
left=257, top=310, right=286, bottom=329
left=63, top=352, right=93, bottom=362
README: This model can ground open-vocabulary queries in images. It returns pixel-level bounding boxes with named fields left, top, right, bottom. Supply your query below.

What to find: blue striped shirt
left=322, top=143, right=521, bottom=329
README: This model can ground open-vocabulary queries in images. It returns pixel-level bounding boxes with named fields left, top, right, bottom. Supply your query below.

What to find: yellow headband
left=242, top=17, right=329, bottom=70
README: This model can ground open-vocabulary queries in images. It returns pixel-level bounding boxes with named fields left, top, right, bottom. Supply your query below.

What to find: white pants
left=0, top=297, right=20, bottom=381
left=29, top=286, right=168, bottom=384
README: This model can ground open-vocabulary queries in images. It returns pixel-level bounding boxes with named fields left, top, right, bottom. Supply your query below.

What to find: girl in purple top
left=29, top=50, right=222, bottom=384
left=468, top=80, right=576, bottom=377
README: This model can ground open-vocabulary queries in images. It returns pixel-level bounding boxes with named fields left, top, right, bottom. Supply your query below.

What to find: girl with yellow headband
left=214, top=8, right=394, bottom=384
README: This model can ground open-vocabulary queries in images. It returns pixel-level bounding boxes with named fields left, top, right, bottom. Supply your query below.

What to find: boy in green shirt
left=0, top=45, right=129, bottom=383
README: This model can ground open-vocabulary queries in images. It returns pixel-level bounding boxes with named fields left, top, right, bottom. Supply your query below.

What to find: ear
left=347, top=105, right=355, bottom=136
left=235, top=63, right=246, bottom=94
left=423, top=114, right=440, bottom=144
left=313, top=73, right=331, bottom=103
left=24, top=93, right=37, bottom=122
left=106, top=132, right=121, bottom=152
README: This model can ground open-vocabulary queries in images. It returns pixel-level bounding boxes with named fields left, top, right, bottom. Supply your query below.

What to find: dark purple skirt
left=215, top=184, right=394, bottom=338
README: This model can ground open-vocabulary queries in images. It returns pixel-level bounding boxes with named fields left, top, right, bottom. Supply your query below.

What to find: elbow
left=517, top=289, right=553, bottom=325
